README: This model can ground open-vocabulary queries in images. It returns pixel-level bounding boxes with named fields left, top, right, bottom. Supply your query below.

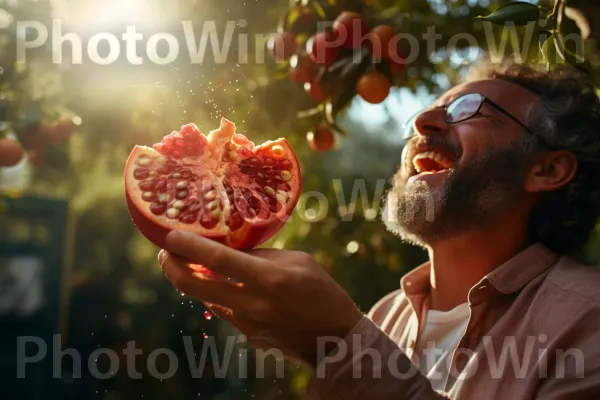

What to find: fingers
left=164, top=231, right=274, bottom=282
left=160, top=251, right=251, bottom=310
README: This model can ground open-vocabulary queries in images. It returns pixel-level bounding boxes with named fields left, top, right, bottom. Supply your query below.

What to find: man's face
left=383, top=79, right=540, bottom=246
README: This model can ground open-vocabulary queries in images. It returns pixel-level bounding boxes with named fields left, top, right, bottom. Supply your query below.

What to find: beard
left=382, top=137, right=534, bottom=247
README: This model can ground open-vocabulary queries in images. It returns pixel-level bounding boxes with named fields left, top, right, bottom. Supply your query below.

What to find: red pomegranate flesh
left=124, top=118, right=301, bottom=250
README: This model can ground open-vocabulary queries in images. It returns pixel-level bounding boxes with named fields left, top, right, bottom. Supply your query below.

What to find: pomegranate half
left=124, top=118, right=301, bottom=250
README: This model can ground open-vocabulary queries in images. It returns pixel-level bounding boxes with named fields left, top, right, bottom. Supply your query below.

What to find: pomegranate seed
left=269, top=198, right=282, bottom=213
left=226, top=210, right=244, bottom=230
left=264, top=156, right=276, bottom=165
left=247, top=157, right=260, bottom=166
left=173, top=149, right=183, bottom=158
left=155, top=178, right=167, bottom=192
left=203, top=333, right=209, bottom=339
left=150, top=202, right=166, bottom=215
left=139, top=180, right=155, bottom=191
left=153, top=143, right=163, bottom=152
left=248, top=196, right=261, bottom=209
left=133, top=168, right=150, bottom=180
left=161, top=144, right=173, bottom=154
left=204, top=311, right=212, bottom=320
left=174, top=139, right=184, bottom=148
left=199, top=216, right=218, bottom=229
left=264, top=178, right=276, bottom=187
left=239, top=165, right=255, bottom=175
left=176, top=190, right=188, bottom=199
left=181, top=171, right=192, bottom=179
left=179, top=211, right=198, bottom=224
left=163, top=136, right=174, bottom=146
left=157, top=166, right=170, bottom=175
left=278, top=159, right=293, bottom=170
left=278, top=182, right=292, bottom=192
left=142, top=191, right=155, bottom=201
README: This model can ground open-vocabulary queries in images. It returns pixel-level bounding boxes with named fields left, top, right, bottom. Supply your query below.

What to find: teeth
left=412, top=151, right=453, bottom=173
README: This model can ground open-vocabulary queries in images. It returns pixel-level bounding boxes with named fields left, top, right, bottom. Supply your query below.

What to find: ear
left=524, top=151, right=577, bottom=193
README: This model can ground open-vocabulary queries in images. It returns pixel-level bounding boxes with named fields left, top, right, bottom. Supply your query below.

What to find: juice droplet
left=204, top=311, right=212, bottom=320
left=203, top=333, right=209, bottom=339
left=180, top=291, right=185, bottom=296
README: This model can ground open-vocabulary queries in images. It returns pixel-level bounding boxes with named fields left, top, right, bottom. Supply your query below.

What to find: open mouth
left=412, top=150, right=455, bottom=175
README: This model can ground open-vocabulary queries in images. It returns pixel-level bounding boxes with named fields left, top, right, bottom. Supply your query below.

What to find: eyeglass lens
left=402, top=93, right=484, bottom=139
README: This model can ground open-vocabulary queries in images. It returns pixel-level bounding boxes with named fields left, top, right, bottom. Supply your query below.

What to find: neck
left=426, top=215, right=530, bottom=311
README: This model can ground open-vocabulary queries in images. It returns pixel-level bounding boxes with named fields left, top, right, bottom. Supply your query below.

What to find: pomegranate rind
left=124, top=118, right=301, bottom=250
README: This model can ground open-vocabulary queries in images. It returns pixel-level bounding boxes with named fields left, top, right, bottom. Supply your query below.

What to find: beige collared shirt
left=307, top=243, right=600, bottom=399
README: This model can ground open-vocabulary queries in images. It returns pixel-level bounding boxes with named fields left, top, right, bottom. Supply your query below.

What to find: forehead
left=436, top=79, right=540, bottom=118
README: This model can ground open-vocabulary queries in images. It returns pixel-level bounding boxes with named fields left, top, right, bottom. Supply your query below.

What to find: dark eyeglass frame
left=402, top=92, right=534, bottom=140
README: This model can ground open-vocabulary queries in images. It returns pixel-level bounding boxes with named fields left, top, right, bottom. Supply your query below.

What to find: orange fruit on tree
left=356, top=72, right=391, bottom=104
left=0, top=138, right=24, bottom=167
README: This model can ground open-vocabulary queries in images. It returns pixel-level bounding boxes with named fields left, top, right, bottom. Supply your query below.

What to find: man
left=157, top=61, right=600, bottom=399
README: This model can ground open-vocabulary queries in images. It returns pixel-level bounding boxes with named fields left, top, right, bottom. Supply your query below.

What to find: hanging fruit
left=0, top=137, right=24, bottom=167
left=356, top=71, right=391, bottom=104
left=307, top=123, right=335, bottom=152
left=289, top=54, right=318, bottom=84
left=367, top=25, right=396, bottom=60
left=266, top=0, right=410, bottom=143
left=333, top=11, right=369, bottom=49
left=267, top=32, right=297, bottom=61
left=307, top=31, right=341, bottom=66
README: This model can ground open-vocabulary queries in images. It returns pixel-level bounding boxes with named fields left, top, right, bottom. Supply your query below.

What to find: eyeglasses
left=402, top=92, right=533, bottom=140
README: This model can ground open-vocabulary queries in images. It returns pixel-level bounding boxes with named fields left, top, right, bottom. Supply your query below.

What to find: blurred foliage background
left=1, top=0, right=600, bottom=399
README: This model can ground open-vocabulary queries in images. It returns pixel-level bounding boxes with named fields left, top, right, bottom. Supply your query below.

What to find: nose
left=412, top=107, right=450, bottom=137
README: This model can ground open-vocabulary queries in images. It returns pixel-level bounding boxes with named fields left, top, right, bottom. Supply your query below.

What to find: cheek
left=454, top=123, right=498, bottom=163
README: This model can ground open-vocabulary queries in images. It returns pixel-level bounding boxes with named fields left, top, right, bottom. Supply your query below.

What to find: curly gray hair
left=464, top=61, right=600, bottom=254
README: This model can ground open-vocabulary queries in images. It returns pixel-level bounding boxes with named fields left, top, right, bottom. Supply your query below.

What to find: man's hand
left=157, top=230, right=364, bottom=367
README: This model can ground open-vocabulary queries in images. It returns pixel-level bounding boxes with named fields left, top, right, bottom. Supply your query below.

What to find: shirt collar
left=400, top=242, right=561, bottom=302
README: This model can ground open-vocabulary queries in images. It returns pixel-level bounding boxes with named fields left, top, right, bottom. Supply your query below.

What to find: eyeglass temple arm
left=484, top=99, right=533, bottom=133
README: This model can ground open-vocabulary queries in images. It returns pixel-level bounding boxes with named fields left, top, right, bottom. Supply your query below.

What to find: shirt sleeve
left=305, top=315, right=448, bottom=400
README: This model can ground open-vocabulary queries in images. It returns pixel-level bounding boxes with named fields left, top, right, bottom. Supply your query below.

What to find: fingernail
left=158, top=249, right=167, bottom=265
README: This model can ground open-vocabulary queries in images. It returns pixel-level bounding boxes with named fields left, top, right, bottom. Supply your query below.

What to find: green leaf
left=475, top=1, right=541, bottom=26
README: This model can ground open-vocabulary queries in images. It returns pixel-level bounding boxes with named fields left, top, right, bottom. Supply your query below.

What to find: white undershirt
left=416, top=302, right=470, bottom=392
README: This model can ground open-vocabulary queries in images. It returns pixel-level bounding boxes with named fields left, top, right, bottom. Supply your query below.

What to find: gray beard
left=382, top=141, right=533, bottom=247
